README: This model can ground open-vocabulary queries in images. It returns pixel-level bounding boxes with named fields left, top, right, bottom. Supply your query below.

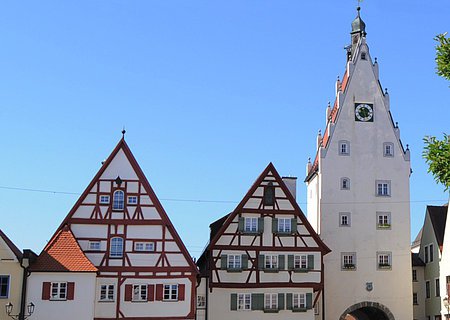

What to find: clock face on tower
left=355, top=103, right=374, bottom=122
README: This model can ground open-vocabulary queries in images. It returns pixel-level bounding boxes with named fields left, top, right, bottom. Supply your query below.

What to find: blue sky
left=0, top=1, right=449, bottom=258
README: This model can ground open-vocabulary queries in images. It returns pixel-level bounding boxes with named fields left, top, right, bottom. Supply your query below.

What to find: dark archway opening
left=339, top=301, right=394, bottom=320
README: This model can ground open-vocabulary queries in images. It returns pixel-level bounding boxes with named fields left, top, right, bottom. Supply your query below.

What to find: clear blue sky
left=1, top=1, right=449, bottom=258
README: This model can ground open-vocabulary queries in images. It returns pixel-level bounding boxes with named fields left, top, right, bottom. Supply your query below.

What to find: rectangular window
left=197, top=295, right=206, bottom=308
left=294, top=255, right=308, bottom=269
left=99, top=284, right=114, bottom=302
left=132, top=284, right=147, bottom=302
left=238, top=293, right=251, bottom=310
left=426, top=281, right=430, bottom=299
left=264, top=293, right=278, bottom=310
left=278, top=218, right=291, bottom=233
left=342, top=253, right=356, bottom=270
left=89, top=241, right=101, bottom=251
left=376, top=180, right=391, bottom=196
left=128, top=196, right=138, bottom=205
left=228, top=255, right=242, bottom=270
left=244, top=217, right=258, bottom=232
left=0, top=275, right=10, bottom=298
left=377, top=252, right=391, bottom=269
left=263, top=183, right=275, bottom=206
left=339, top=213, right=351, bottom=227
left=446, top=276, right=450, bottom=295
left=99, top=195, right=110, bottom=204
left=384, top=142, right=394, bottom=157
left=425, top=246, right=429, bottom=263
left=413, top=292, right=418, bottom=305
left=339, top=141, right=350, bottom=155
left=134, top=242, right=155, bottom=252
left=377, top=212, right=391, bottom=229
left=412, top=269, right=417, bottom=282
left=265, top=255, right=278, bottom=269
left=436, top=278, right=440, bottom=297
left=293, top=293, right=306, bottom=309
left=430, top=244, right=434, bottom=262
left=163, top=284, right=178, bottom=301
left=51, top=282, right=67, bottom=300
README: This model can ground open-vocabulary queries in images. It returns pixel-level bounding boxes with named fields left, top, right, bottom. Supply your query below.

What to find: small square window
left=294, top=255, right=308, bottom=269
left=342, top=253, right=356, bottom=270
left=376, top=180, right=391, bottom=196
left=265, top=255, right=278, bottom=269
left=51, top=282, right=67, bottom=300
left=238, top=293, right=251, bottom=310
left=361, top=52, right=367, bottom=60
left=293, top=293, right=306, bottom=310
left=89, top=241, right=101, bottom=251
left=377, top=252, right=392, bottom=270
left=278, top=218, right=291, bottom=233
left=339, top=140, right=350, bottom=156
left=163, top=284, right=178, bottom=301
left=128, top=196, right=138, bottom=205
left=377, top=212, right=391, bottom=229
left=134, top=242, right=155, bottom=252
left=383, top=142, right=394, bottom=157
left=132, top=284, right=147, bottom=302
left=99, top=284, right=115, bottom=302
left=228, top=255, right=242, bottom=270
left=100, top=195, right=110, bottom=204
left=244, top=217, right=258, bottom=233
left=339, top=213, right=351, bottom=227
left=197, top=295, right=206, bottom=308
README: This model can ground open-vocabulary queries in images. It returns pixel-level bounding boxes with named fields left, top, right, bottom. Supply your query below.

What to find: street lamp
left=5, top=302, right=35, bottom=320
left=443, top=296, right=450, bottom=319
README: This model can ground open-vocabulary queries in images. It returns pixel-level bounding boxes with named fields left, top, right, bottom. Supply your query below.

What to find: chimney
left=282, top=176, right=297, bottom=200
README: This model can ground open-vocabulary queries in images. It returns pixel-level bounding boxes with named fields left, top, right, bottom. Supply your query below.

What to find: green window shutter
left=230, top=293, right=237, bottom=310
left=308, top=255, right=314, bottom=269
left=278, top=255, right=285, bottom=270
left=278, top=293, right=285, bottom=310
left=221, top=255, right=228, bottom=270
left=242, top=254, right=248, bottom=269
left=291, top=218, right=297, bottom=233
left=258, top=254, right=265, bottom=270
left=272, top=218, right=278, bottom=233
left=238, top=217, right=244, bottom=232
left=286, top=293, right=293, bottom=310
left=258, top=217, right=264, bottom=233
left=288, top=255, right=294, bottom=270
left=306, top=293, right=313, bottom=309
left=252, top=293, right=264, bottom=310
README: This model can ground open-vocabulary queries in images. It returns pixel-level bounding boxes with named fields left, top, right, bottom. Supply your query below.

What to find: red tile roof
left=30, top=226, right=97, bottom=272
left=0, top=229, right=22, bottom=260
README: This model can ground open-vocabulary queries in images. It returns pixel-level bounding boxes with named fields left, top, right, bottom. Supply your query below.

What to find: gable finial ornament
left=122, top=127, right=126, bottom=138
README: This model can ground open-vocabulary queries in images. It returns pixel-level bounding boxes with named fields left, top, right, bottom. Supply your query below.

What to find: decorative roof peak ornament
left=351, top=6, right=366, bottom=37
left=122, top=127, right=126, bottom=138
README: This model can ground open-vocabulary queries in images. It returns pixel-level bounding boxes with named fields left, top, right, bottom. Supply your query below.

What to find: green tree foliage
left=435, top=32, right=450, bottom=81
left=423, top=134, right=450, bottom=192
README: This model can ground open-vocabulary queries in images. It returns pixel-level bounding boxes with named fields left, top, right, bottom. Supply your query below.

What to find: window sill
left=292, top=268, right=310, bottom=273
left=227, top=269, right=243, bottom=273
left=98, top=300, right=115, bottom=303
left=162, top=299, right=179, bottom=302
left=263, top=308, right=279, bottom=313
left=131, top=300, right=148, bottom=303
left=263, top=269, right=279, bottom=273
left=342, top=265, right=356, bottom=270
left=377, top=224, right=391, bottom=229
left=275, top=232, right=295, bottom=237
left=50, top=298, right=67, bottom=301
left=378, top=265, right=391, bottom=270
left=292, top=308, right=308, bottom=312
left=241, top=231, right=262, bottom=235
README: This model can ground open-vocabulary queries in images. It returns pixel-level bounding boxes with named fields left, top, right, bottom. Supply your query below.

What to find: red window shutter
left=178, top=284, right=185, bottom=301
left=147, top=285, right=155, bottom=301
left=124, top=285, right=132, bottom=301
left=155, top=284, right=163, bottom=301
left=42, top=282, right=51, bottom=300
left=67, top=282, right=75, bottom=300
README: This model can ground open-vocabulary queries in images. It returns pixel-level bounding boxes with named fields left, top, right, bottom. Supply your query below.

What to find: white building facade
left=305, top=8, right=413, bottom=320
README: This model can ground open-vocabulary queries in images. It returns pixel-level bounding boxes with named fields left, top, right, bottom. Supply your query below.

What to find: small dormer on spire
left=349, top=6, right=367, bottom=60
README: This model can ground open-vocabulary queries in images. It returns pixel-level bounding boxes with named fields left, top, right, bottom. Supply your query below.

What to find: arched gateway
left=339, top=301, right=395, bottom=320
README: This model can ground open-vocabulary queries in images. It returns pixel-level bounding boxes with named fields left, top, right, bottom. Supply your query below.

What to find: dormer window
left=113, top=190, right=125, bottom=210
left=263, top=183, right=275, bottom=206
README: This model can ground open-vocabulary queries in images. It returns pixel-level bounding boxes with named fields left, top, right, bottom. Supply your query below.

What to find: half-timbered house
left=196, top=163, right=330, bottom=320
left=27, top=137, right=198, bottom=320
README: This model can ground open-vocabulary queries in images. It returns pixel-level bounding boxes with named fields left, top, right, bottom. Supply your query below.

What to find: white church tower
left=305, top=7, right=413, bottom=320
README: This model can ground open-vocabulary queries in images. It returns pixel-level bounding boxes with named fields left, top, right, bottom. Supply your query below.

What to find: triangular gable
left=208, top=163, right=330, bottom=254
left=0, top=229, right=22, bottom=261
left=31, top=226, right=97, bottom=272
left=50, top=138, right=197, bottom=271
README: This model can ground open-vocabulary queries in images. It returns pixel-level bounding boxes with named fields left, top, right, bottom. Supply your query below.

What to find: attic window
left=263, top=183, right=275, bottom=206
left=361, top=52, right=367, bottom=60
left=113, top=190, right=124, bottom=210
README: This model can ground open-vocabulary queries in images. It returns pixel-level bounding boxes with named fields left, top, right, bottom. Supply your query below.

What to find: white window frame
left=0, top=275, right=10, bottom=298
left=340, top=177, right=350, bottom=190
left=163, top=284, right=178, bottom=301
left=134, top=242, right=155, bottom=252
left=99, top=195, right=110, bottom=204
left=342, top=253, right=356, bottom=270
left=339, top=212, right=351, bottom=227
left=89, top=241, right=101, bottom=251
left=265, top=255, right=278, bottom=269
left=228, top=255, right=242, bottom=270
left=293, top=293, right=306, bottom=309
left=244, top=217, right=258, bottom=233
left=383, top=142, right=394, bottom=157
left=99, top=284, right=115, bottom=302
left=376, top=212, right=391, bottom=229
left=51, top=282, right=67, bottom=300
left=197, top=295, right=206, bottom=308
left=294, top=255, right=308, bottom=269
left=278, top=218, right=291, bottom=233
left=377, top=252, right=392, bottom=269
left=264, top=293, right=278, bottom=310
left=376, top=180, right=391, bottom=197
left=127, top=196, right=138, bottom=205
left=110, top=237, right=124, bottom=258
left=338, top=140, right=350, bottom=155
left=112, top=190, right=125, bottom=210
left=238, top=293, right=251, bottom=311
left=132, top=284, right=147, bottom=302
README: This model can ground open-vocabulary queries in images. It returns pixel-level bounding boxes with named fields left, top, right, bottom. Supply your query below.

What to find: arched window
left=110, top=237, right=123, bottom=258
left=112, top=190, right=124, bottom=210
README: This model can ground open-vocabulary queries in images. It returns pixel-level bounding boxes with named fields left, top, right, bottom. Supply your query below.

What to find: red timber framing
left=46, top=138, right=198, bottom=320
left=199, top=163, right=330, bottom=297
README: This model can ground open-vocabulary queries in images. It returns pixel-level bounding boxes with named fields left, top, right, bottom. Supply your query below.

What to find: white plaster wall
left=100, top=149, right=138, bottom=180
left=27, top=272, right=96, bottom=320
